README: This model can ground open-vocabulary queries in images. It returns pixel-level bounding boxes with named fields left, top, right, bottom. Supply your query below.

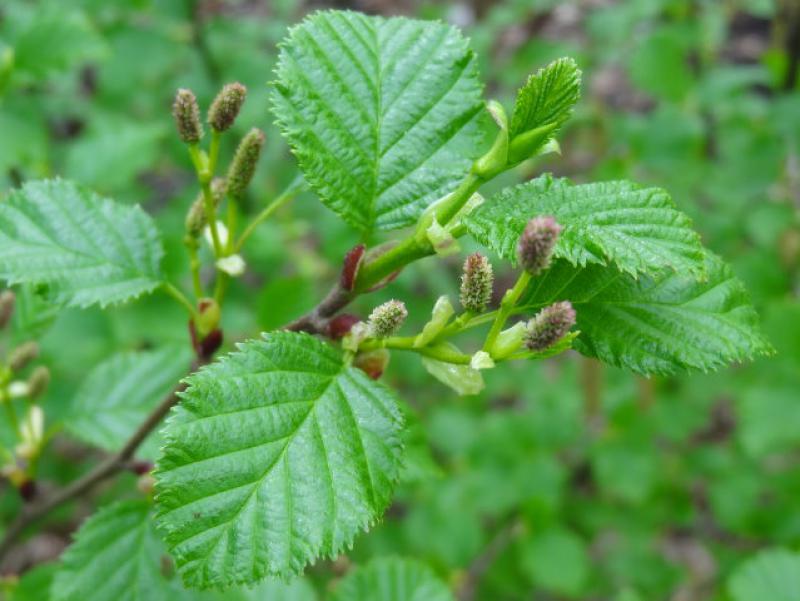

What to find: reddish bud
left=340, top=244, right=366, bottom=291
left=189, top=320, right=223, bottom=360
left=517, top=215, right=561, bottom=275
left=354, top=349, right=390, bottom=380
left=19, top=479, right=37, bottom=502
left=130, top=460, right=154, bottom=476
left=328, top=314, right=361, bottom=339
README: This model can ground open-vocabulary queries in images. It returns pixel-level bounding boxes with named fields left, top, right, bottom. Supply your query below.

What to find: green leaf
left=154, top=332, right=404, bottom=588
left=0, top=179, right=164, bottom=308
left=64, top=347, right=193, bottom=459
left=509, top=57, right=581, bottom=139
left=519, top=253, right=772, bottom=375
left=272, top=10, right=485, bottom=232
left=329, top=557, right=453, bottom=601
left=728, top=549, right=800, bottom=601
left=53, top=500, right=180, bottom=601
left=10, top=562, right=58, bottom=601
left=3, top=5, right=107, bottom=81
left=464, top=175, right=705, bottom=277
left=519, top=527, right=589, bottom=597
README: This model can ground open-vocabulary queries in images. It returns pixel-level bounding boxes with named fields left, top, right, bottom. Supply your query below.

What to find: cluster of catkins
left=172, top=83, right=265, bottom=239
left=460, top=216, right=575, bottom=351
left=363, top=214, right=575, bottom=355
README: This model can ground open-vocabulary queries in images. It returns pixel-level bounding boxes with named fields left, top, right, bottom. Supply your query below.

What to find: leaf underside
left=520, top=253, right=772, bottom=375
left=0, top=179, right=163, bottom=308
left=154, top=332, right=404, bottom=589
left=464, top=174, right=705, bottom=278
left=53, top=500, right=179, bottom=601
left=329, top=557, right=454, bottom=601
left=272, top=10, right=486, bottom=232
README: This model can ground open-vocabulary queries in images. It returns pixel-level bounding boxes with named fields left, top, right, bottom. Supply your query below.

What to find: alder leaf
left=519, top=253, right=773, bottom=375
left=0, top=179, right=164, bottom=308
left=53, top=500, right=180, bottom=601
left=272, top=10, right=486, bottom=232
left=154, top=332, right=404, bottom=589
left=510, top=57, right=581, bottom=138
left=329, top=557, right=453, bottom=601
left=64, top=347, right=193, bottom=459
left=728, top=549, right=800, bottom=601
left=464, top=175, right=705, bottom=277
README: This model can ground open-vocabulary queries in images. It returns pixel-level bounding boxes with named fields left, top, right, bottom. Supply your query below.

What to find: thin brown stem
left=0, top=358, right=209, bottom=564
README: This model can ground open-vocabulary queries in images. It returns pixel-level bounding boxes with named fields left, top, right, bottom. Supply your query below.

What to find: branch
left=0, top=357, right=209, bottom=564
left=456, top=518, right=522, bottom=601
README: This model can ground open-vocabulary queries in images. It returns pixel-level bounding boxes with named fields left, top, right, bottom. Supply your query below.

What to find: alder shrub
left=0, top=9, right=773, bottom=599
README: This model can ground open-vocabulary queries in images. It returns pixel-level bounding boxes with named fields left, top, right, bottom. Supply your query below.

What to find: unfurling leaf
left=154, top=332, right=404, bottom=588
left=0, top=179, right=164, bottom=307
left=508, top=57, right=581, bottom=161
left=272, top=11, right=486, bottom=231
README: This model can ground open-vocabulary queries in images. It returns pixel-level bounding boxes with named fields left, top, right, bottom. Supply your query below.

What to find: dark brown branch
left=284, top=283, right=353, bottom=334
left=0, top=358, right=208, bottom=564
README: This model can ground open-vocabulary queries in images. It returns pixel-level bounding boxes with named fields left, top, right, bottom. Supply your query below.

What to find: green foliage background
left=0, top=0, right=798, bottom=599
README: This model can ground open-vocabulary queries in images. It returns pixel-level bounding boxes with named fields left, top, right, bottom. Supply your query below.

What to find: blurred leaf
left=9, top=562, right=57, bottom=601
left=64, top=119, right=165, bottom=191
left=628, top=28, right=693, bottom=102
left=64, top=346, right=193, bottom=459
left=329, top=557, right=453, bottom=601
left=53, top=500, right=179, bottom=601
left=728, top=549, right=800, bottom=601
left=519, top=527, right=589, bottom=596
left=4, top=5, right=106, bottom=81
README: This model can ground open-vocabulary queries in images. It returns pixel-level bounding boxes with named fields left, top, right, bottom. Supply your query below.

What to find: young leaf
left=518, top=253, right=772, bottom=375
left=154, top=332, right=404, bottom=588
left=509, top=58, right=581, bottom=139
left=272, top=11, right=485, bottom=232
left=329, top=557, right=453, bottom=601
left=0, top=179, right=164, bottom=308
left=464, top=175, right=705, bottom=277
left=64, top=347, right=193, bottom=459
left=728, top=549, right=800, bottom=601
left=53, top=500, right=180, bottom=601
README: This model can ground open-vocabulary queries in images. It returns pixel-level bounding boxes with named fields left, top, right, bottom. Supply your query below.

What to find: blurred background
left=0, top=1, right=799, bottom=600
